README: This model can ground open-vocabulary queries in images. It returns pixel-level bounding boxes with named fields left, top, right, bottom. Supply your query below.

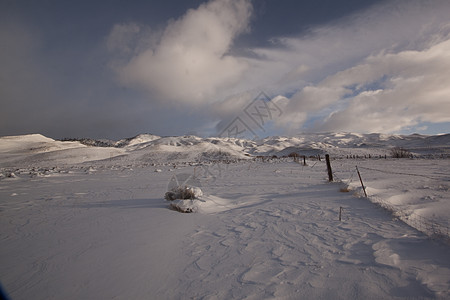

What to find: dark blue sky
left=1, top=0, right=449, bottom=139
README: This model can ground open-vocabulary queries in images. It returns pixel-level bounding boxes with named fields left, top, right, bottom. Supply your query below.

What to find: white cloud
left=107, top=0, right=450, bottom=136
left=293, top=38, right=450, bottom=133
left=263, top=0, right=450, bottom=134
left=110, top=0, right=252, bottom=105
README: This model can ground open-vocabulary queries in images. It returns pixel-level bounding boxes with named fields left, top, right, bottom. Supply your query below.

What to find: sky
left=1, top=0, right=450, bottom=139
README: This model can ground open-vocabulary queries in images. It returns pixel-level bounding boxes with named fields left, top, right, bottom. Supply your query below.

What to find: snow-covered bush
left=165, top=186, right=197, bottom=200
left=165, top=186, right=203, bottom=213
left=165, top=173, right=203, bottom=213
left=0, top=170, right=17, bottom=179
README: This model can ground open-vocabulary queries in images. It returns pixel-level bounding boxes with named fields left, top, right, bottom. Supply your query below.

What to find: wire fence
left=332, top=164, right=450, bottom=244
left=356, top=165, right=449, bottom=181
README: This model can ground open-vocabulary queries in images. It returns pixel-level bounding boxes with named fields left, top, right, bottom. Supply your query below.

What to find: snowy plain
left=0, top=133, right=449, bottom=299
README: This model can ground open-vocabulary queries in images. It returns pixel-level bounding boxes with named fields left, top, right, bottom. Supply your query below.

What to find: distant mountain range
left=60, top=132, right=450, bottom=157
left=0, top=132, right=448, bottom=168
left=61, top=132, right=450, bottom=149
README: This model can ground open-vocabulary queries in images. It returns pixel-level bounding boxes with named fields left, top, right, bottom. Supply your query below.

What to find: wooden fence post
left=356, top=166, right=368, bottom=197
left=325, top=154, right=333, bottom=182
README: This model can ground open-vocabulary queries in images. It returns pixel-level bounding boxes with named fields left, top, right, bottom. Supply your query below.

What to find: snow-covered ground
left=1, top=133, right=449, bottom=299
left=333, top=158, right=450, bottom=237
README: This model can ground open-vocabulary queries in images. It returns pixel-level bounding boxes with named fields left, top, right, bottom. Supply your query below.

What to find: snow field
left=1, top=160, right=449, bottom=299
left=1, top=167, right=203, bottom=299
left=179, top=161, right=450, bottom=299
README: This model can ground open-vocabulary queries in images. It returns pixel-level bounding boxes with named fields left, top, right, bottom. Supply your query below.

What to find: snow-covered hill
left=0, top=134, right=125, bottom=168
left=0, top=132, right=448, bottom=168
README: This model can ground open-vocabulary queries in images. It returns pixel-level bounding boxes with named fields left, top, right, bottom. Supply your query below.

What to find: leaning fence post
left=325, top=154, right=333, bottom=182
left=356, top=166, right=368, bottom=197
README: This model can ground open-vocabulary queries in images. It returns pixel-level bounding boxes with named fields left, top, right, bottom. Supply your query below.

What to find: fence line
left=357, top=165, right=448, bottom=181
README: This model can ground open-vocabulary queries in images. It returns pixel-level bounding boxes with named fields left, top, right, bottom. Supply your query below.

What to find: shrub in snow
left=165, top=186, right=203, bottom=213
left=165, top=173, right=203, bottom=213
left=3, top=171, right=17, bottom=178
left=165, top=186, right=203, bottom=200
left=169, top=199, right=197, bottom=213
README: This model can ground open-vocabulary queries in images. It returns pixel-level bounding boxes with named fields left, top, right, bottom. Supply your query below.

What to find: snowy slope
left=115, top=133, right=161, bottom=147
left=120, top=135, right=252, bottom=164
left=0, top=134, right=81, bottom=155
left=0, top=134, right=125, bottom=168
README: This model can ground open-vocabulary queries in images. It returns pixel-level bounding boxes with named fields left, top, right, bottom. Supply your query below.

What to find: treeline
left=60, top=138, right=118, bottom=148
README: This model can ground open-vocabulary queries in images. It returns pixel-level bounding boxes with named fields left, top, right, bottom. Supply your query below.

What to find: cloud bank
left=250, top=0, right=450, bottom=134
left=285, top=39, right=450, bottom=133
left=108, top=0, right=450, bottom=136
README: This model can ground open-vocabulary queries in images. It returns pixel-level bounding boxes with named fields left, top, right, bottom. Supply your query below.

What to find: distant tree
left=288, top=152, right=300, bottom=162
left=390, top=147, right=412, bottom=158
left=288, top=152, right=299, bottom=158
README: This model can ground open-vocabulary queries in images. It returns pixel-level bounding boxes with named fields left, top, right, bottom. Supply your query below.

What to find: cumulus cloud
left=311, top=39, right=450, bottom=132
left=266, top=0, right=450, bottom=134
left=109, top=0, right=252, bottom=105
left=106, top=0, right=450, bottom=136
